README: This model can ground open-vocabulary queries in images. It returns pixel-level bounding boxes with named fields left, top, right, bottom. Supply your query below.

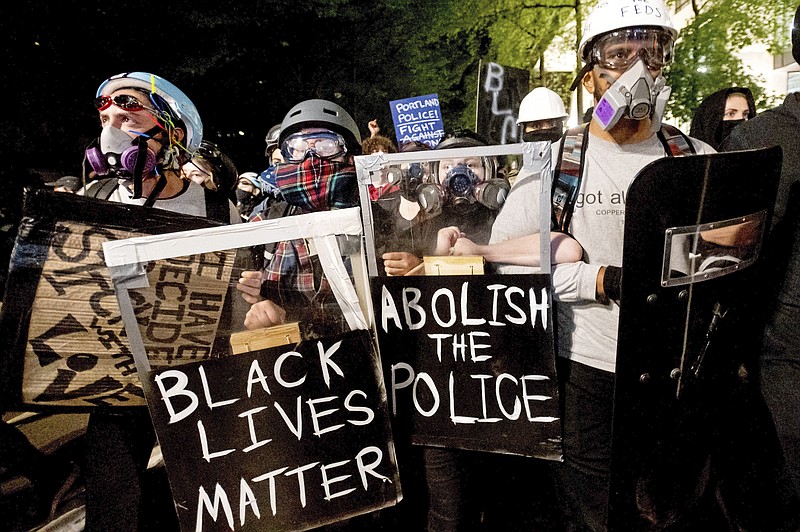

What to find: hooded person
left=720, top=3, right=800, bottom=506
left=236, top=99, right=362, bottom=337
left=690, top=87, right=756, bottom=150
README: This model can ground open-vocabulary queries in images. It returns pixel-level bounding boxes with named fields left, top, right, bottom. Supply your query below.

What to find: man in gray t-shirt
left=485, top=1, right=713, bottom=528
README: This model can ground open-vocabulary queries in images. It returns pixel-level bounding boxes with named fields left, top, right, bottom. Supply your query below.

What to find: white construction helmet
left=578, top=0, right=678, bottom=62
left=517, top=87, right=568, bottom=124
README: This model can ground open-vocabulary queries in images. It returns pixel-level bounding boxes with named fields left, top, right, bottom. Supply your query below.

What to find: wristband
left=603, top=265, right=622, bottom=302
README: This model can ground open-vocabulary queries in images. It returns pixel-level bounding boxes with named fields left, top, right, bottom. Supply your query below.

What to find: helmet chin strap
left=143, top=171, right=168, bottom=208
left=132, top=126, right=171, bottom=205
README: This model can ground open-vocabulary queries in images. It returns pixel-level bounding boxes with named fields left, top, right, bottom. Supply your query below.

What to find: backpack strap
left=85, top=177, right=119, bottom=200
left=552, top=124, right=590, bottom=232
left=550, top=123, right=696, bottom=233
left=657, top=124, right=696, bottom=157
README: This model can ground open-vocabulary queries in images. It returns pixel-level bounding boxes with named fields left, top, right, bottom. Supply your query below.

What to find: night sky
left=1, top=1, right=433, bottom=181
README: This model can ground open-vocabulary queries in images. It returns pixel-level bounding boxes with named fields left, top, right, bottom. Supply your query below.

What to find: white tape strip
left=313, top=235, right=368, bottom=331
left=102, top=207, right=363, bottom=267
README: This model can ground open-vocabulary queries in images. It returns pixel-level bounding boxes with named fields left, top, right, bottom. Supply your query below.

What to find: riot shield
left=609, top=146, right=800, bottom=530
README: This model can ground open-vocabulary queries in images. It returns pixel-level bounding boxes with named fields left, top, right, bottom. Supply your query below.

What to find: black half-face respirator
left=85, top=126, right=157, bottom=177
left=522, top=128, right=563, bottom=143
left=592, top=59, right=670, bottom=132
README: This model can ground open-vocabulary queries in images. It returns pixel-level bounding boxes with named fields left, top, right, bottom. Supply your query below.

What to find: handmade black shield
left=609, top=146, right=799, bottom=530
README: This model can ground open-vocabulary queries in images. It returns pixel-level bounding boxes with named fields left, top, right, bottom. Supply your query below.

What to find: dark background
left=0, top=0, right=492, bottom=180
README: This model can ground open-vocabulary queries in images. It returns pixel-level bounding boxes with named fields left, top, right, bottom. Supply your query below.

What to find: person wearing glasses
left=79, top=72, right=237, bottom=224
left=237, top=99, right=362, bottom=337
left=78, top=72, right=240, bottom=530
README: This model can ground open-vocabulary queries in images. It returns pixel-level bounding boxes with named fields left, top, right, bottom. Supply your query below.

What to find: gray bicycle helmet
left=279, top=99, right=362, bottom=155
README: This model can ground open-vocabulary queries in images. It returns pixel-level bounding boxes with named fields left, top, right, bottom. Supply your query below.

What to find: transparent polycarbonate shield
left=356, top=142, right=555, bottom=278
left=355, top=142, right=563, bottom=460
left=103, top=209, right=401, bottom=532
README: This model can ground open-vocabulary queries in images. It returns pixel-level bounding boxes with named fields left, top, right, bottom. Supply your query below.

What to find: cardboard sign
left=142, top=329, right=400, bottom=532
left=129, top=252, right=236, bottom=364
left=0, top=189, right=223, bottom=409
left=476, top=61, right=530, bottom=144
left=389, top=94, right=445, bottom=148
left=371, top=274, right=561, bottom=459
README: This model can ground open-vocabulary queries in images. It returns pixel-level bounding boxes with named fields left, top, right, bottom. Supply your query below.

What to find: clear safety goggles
left=590, top=28, right=674, bottom=71
left=281, top=131, right=347, bottom=163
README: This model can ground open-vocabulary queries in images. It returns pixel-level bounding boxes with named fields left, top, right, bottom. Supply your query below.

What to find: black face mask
left=720, top=119, right=745, bottom=142
left=236, top=189, right=260, bottom=216
left=523, top=128, right=562, bottom=143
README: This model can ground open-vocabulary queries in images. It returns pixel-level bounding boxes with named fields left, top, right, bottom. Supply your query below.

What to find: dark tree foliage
left=665, top=0, right=793, bottom=125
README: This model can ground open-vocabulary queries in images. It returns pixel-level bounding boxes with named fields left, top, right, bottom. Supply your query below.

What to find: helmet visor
left=591, top=28, right=674, bottom=71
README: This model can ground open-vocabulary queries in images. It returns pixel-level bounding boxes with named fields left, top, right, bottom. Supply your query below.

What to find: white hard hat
left=517, top=87, right=568, bottom=124
left=578, top=0, right=678, bottom=62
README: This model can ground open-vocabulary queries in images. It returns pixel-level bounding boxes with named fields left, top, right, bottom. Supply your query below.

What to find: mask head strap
left=570, top=63, right=593, bottom=92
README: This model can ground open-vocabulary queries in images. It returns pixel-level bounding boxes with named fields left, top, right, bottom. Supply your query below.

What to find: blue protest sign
left=389, top=94, right=445, bottom=148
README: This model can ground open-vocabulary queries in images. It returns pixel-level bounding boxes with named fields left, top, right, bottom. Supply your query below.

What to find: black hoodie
left=689, top=87, right=756, bottom=150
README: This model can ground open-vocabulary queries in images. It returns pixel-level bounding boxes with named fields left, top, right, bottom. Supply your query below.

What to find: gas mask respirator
left=592, top=59, right=670, bottom=132
left=408, top=164, right=509, bottom=214
left=85, top=126, right=157, bottom=177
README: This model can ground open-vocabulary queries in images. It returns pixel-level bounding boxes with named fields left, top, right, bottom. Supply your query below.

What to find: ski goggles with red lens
left=591, top=28, right=674, bottom=71
left=281, top=131, right=347, bottom=163
left=94, top=93, right=151, bottom=112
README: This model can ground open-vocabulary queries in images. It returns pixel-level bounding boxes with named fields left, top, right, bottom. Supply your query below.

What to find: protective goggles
left=281, top=131, right=347, bottom=163
left=95, top=93, right=151, bottom=112
left=590, top=28, right=674, bottom=71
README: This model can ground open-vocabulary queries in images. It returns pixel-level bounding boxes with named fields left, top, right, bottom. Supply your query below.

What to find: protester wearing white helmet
left=467, top=1, right=714, bottom=528
left=517, top=87, right=569, bottom=143
left=575, top=0, right=678, bottom=131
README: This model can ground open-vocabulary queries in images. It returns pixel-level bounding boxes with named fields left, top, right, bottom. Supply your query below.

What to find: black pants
left=84, top=408, right=157, bottom=532
left=552, top=357, right=614, bottom=532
